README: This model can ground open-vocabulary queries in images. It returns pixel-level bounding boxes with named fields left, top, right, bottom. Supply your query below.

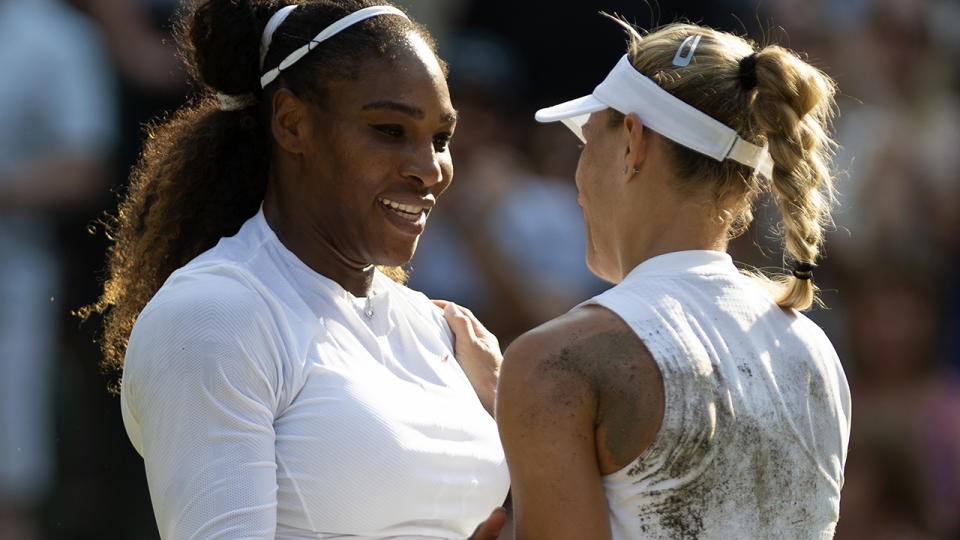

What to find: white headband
left=535, top=54, right=773, bottom=179
left=260, top=4, right=298, bottom=68
left=259, top=5, right=409, bottom=88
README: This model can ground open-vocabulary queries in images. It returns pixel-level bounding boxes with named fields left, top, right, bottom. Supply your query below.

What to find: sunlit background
left=1, top=0, right=957, bottom=538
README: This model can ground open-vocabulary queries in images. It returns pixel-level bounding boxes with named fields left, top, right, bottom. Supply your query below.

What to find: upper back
left=593, top=250, right=851, bottom=539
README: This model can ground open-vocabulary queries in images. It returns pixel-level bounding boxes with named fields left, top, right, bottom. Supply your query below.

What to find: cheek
left=575, top=161, right=601, bottom=202
left=438, top=154, right=454, bottom=191
left=441, top=152, right=453, bottom=176
left=574, top=151, right=589, bottom=191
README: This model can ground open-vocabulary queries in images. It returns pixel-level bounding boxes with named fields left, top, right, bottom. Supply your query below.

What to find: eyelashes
left=432, top=133, right=453, bottom=152
left=371, top=124, right=454, bottom=152
left=372, top=124, right=403, bottom=138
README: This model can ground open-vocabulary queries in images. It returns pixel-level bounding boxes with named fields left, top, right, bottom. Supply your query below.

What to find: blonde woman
left=489, top=20, right=850, bottom=539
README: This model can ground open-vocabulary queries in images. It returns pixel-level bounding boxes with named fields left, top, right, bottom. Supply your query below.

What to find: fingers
left=469, top=507, right=507, bottom=540
left=443, top=301, right=480, bottom=343
left=436, top=300, right=500, bottom=352
left=433, top=298, right=474, bottom=320
left=444, top=302, right=495, bottom=342
left=466, top=311, right=493, bottom=344
left=456, top=304, right=489, bottom=337
left=486, top=506, right=508, bottom=530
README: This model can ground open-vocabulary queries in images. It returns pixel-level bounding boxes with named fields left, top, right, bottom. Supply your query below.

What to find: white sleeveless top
left=589, top=250, right=850, bottom=540
left=120, top=209, right=510, bottom=539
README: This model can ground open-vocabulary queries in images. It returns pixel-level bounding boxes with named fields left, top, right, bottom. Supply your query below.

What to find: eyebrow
left=361, top=100, right=458, bottom=124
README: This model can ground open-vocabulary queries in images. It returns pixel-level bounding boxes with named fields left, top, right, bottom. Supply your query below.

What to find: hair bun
left=187, top=0, right=262, bottom=95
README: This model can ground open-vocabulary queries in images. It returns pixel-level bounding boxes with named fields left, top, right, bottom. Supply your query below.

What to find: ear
left=271, top=88, right=309, bottom=155
left=622, top=112, right=648, bottom=177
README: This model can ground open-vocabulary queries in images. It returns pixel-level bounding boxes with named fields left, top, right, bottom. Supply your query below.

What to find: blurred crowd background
left=1, top=0, right=958, bottom=538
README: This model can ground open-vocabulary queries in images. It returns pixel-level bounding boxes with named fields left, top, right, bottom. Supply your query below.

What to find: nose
left=401, top=141, right=445, bottom=187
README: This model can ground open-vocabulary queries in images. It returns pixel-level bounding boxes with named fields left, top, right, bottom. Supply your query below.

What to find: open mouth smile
left=378, top=197, right=428, bottom=229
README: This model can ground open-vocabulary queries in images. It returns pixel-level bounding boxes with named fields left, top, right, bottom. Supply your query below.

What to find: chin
left=374, top=236, right=420, bottom=268
left=586, top=251, right=618, bottom=284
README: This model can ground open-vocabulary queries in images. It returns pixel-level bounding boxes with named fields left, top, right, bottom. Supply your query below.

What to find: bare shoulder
left=499, top=303, right=664, bottom=474
left=500, top=303, right=651, bottom=389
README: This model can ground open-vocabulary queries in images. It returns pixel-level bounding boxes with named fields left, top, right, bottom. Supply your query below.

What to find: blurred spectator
left=0, top=0, right=116, bottom=539
left=43, top=1, right=184, bottom=538
left=68, top=0, right=184, bottom=94
left=836, top=273, right=960, bottom=539
left=827, top=0, right=960, bottom=268
left=837, top=426, right=938, bottom=540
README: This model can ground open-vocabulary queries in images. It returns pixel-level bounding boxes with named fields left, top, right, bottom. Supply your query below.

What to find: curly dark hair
left=79, top=0, right=441, bottom=382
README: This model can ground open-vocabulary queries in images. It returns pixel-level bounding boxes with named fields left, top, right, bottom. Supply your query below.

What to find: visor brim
left=534, top=94, right=607, bottom=143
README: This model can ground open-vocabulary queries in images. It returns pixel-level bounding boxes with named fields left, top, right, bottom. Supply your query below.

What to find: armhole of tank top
left=587, top=296, right=682, bottom=481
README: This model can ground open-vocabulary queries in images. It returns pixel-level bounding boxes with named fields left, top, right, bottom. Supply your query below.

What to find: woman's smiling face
left=294, top=32, right=456, bottom=267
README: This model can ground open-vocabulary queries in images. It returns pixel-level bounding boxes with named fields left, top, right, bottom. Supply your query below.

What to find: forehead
left=325, top=33, right=453, bottom=115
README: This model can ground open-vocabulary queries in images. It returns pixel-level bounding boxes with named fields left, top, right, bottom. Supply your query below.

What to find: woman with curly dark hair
left=81, top=1, right=508, bottom=537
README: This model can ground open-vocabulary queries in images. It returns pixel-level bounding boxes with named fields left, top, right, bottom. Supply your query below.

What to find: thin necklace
left=362, top=290, right=376, bottom=319
left=348, top=288, right=377, bottom=319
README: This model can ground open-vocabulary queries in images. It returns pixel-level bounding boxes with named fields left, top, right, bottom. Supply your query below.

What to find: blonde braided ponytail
left=752, top=46, right=837, bottom=310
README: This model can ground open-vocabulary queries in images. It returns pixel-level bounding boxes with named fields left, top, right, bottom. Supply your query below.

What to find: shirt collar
left=621, top=250, right=737, bottom=283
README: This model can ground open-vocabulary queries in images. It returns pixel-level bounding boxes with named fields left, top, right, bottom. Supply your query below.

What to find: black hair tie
left=739, top=52, right=758, bottom=90
left=792, top=262, right=815, bottom=281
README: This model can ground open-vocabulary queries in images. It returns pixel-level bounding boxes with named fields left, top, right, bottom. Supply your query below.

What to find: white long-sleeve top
left=120, top=209, right=510, bottom=539
left=590, top=251, right=851, bottom=539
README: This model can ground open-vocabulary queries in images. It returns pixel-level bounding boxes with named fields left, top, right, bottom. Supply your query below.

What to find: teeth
left=378, top=197, right=424, bottom=215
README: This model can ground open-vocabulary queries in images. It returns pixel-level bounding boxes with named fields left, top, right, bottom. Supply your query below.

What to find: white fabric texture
left=588, top=250, right=851, bottom=540
left=121, top=208, right=510, bottom=539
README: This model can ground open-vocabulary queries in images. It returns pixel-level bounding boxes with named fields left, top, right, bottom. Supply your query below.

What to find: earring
left=623, top=166, right=640, bottom=175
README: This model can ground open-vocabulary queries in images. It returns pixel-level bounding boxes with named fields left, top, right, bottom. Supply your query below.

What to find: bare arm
left=496, top=315, right=613, bottom=540
left=496, top=305, right=664, bottom=539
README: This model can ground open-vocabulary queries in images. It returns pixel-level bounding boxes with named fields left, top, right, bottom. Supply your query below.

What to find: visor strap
left=595, top=55, right=773, bottom=179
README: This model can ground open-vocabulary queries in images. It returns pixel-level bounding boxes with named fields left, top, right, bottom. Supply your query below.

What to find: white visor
left=536, top=55, right=773, bottom=179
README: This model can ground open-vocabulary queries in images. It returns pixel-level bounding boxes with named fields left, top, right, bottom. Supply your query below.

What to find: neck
left=615, top=180, right=729, bottom=281
left=618, top=224, right=728, bottom=278
left=263, top=189, right=375, bottom=298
